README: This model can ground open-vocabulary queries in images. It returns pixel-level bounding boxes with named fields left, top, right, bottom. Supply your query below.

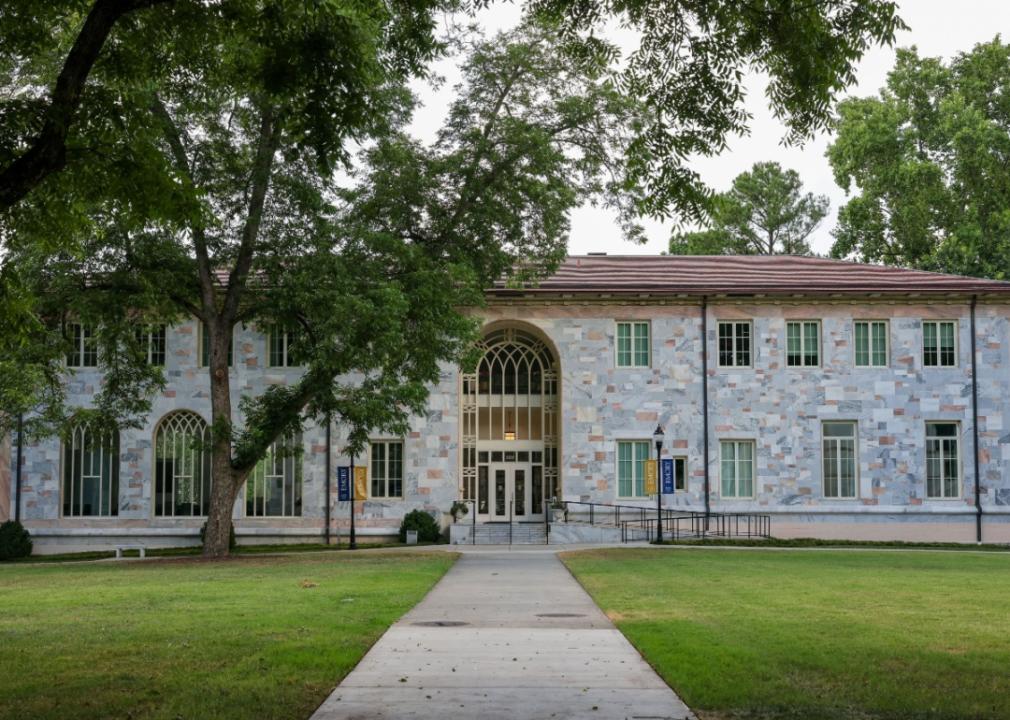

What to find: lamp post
left=653, top=424, right=664, bottom=544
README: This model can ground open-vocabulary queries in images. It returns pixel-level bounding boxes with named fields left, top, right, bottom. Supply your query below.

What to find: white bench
left=114, top=544, right=147, bottom=559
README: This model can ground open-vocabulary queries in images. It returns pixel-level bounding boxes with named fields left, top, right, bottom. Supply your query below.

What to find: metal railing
left=558, top=500, right=771, bottom=543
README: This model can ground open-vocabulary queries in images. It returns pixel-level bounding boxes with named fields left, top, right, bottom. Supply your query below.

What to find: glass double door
left=487, top=462, right=541, bottom=521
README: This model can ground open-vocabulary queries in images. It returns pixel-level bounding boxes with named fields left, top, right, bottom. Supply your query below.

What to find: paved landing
left=310, top=547, right=694, bottom=720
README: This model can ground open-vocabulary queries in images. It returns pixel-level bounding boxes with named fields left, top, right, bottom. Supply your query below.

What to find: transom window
left=154, top=411, right=212, bottom=516
left=269, top=325, right=300, bottom=367
left=718, top=321, right=752, bottom=367
left=720, top=440, right=754, bottom=498
left=136, top=324, right=166, bottom=366
left=62, top=420, right=119, bottom=517
left=617, top=440, right=650, bottom=498
left=67, top=323, right=98, bottom=368
left=923, top=321, right=957, bottom=367
left=786, top=321, right=820, bottom=367
left=926, top=422, right=960, bottom=499
left=370, top=440, right=403, bottom=498
left=854, top=320, right=888, bottom=367
left=822, top=422, right=857, bottom=499
left=616, top=321, right=650, bottom=368
left=200, top=322, right=234, bottom=367
left=246, top=434, right=302, bottom=516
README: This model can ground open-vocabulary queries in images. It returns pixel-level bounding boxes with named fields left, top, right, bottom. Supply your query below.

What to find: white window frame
left=153, top=410, right=212, bottom=517
left=717, top=321, right=753, bottom=368
left=922, top=320, right=958, bottom=368
left=615, top=321, right=651, bottom=368
left=245, top=434, right=303, bottom=517
left=786, top=320, right=821, bottom=368
left=719, top=440, right=755, bottom=499
left=62, top=420, right=120, bottom=517
left=137, top=324, right=167, bottom=366
left=369, top=439, right=404, bottom=499
left=67, top=323, right=98, bottom=368
left=198, top=321, right=233, bottom=368
left=821, top=421, right=858, bottom=499
left=616, top=439, right=651, bottom=499
left=854, top=320, right=889, bottom=367
left=268, top=325, right=300, bottom=368
left=925, top=422, right=961, bottom=499
left=671, top=455, right=687, bottom=492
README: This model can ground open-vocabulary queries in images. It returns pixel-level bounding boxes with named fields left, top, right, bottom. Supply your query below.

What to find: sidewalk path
left=310, top=546, right=694, bottom=720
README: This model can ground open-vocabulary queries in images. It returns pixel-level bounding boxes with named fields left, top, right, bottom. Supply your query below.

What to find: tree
left=828, top=38, right=1010, bottom=278
left=2, top=2, right=904, bottom=557
left=669, top=162, right=829, bottom=255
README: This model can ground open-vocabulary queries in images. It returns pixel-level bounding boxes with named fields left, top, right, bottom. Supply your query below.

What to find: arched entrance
left=460, top=327, right=559, bottom=522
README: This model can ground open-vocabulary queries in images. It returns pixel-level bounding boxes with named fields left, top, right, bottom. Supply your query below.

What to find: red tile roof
left=489, top=255, right=1010, bottom=297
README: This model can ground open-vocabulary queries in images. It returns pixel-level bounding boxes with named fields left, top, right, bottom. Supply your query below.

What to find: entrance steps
left=449, top=523, right=548, bottom=545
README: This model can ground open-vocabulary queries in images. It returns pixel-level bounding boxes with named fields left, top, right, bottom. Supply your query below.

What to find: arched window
left=63, top=419, right=119, bottom=517
left=154, top=411, right=212, bottom=517
left=246, top=434, right=302, bottom=517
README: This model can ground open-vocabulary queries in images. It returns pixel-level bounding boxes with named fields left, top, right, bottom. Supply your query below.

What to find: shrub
left=399, top=509, right=440, bottom=543
left=200, top=521, right=237, bottom=550
left=0, top=520, right=33, bottom=560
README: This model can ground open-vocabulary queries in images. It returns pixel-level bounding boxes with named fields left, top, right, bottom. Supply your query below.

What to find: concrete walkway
left=310, top=546, right=694, bottom=720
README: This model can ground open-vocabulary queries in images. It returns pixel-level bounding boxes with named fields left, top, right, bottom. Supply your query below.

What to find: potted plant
left=549, top=498, right=566, bottom=523
left=449, top=500, right=470, bottom=524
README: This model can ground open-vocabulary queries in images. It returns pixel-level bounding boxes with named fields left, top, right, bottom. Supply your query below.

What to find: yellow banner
left=644, top=459, right=658, bottom=495
left=353, top=466, right=368, bottom=501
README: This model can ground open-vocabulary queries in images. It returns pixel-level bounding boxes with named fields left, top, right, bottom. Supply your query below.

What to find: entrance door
left=488, top=463, right=534, bottom=521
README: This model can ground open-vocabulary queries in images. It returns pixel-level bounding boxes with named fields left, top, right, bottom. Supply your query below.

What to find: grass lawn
left=0, top=551, right=455, bottom=720
left=563, top=548, right=1010, bottom=720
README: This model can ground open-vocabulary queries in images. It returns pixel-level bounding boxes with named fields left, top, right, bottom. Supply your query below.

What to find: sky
left=407, top=0, right=1010, bottom=256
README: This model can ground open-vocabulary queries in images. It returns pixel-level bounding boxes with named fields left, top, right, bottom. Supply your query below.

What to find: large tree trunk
left=202, top=318, right=239, bottom=558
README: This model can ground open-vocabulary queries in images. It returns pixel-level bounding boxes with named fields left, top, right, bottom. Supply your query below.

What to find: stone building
left=5, top=255, right=1010, bottom=552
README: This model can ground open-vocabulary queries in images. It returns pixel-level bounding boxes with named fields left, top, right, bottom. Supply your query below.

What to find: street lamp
left=653, top=423, right=664, bottom=543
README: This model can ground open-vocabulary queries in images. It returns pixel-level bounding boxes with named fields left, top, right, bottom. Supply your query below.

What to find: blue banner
left=661, top=458, right=675, bottom=494
left=337, top=466, right=351, bottom=501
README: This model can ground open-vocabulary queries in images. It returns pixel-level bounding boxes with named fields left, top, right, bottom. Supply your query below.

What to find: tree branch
left=0, top=0, right=174, bottom=210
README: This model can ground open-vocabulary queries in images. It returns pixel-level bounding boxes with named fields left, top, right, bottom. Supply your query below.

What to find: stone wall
left=14, top=298, right=1010, bottom=551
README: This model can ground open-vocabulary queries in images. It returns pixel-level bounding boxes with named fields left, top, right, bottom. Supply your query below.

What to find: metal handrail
left=620, top=511, right=772, bottom=543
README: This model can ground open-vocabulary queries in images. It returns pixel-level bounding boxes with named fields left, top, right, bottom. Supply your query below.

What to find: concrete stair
left=468, top=523, right=548, bottom=545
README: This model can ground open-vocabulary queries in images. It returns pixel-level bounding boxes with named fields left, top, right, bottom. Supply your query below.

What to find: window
left=926, top=423, right=960, bottom=499
left=154, top=411, right=212, bottom=516
left=718, top=321, right=752, bottom=367
left=136, top=324, right=166, bottom=366
left=617, top=440, right=650, bottom=497
left=200, top=322, right=233, bottom=367
left=822, top=422, right=857, bottom=499
left=616, top=321, right=650, bottom=367
left=854, top=320, right=888, bottom=367
left=67, top=323, right=98, bottom=368
left=923, top=320, right=957, bottom=367
left=246, top=434, right=302, bottom=516
left=720, top=440, right=754, bottom=498
left=370, top=440, right=403, bottom=498
left=62, top=420, right=119, bottom=517
left=786, top=321, right=820, bottom=367
left=672, top=456, right=687, bottom=492
left=269, top=325, right=300, bottom=368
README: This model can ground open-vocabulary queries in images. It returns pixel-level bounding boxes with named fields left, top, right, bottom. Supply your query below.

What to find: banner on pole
left=644, top=459, right=658, bottom=495
left=661, top=458, right=675, bottom=494
left=353, top=466, right=368, bottom=501
left=337, top=466, right=350, bottom=501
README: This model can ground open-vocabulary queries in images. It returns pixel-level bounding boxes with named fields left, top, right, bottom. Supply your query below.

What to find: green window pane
left=618, top=442, right=632, bottom=497
left=923, top=322, right=937, bottom=366
left=634, top=322, right=649, bottom=366
left=737, top=442, right=753, bottom=497
left=823, top=439, right=838, bottom=497
left=735, top=323, right=750, bottom=366
left=804, top=322, right=819, bottom=366
left=786, top=323, right=801, bottom=366
left=855, top=322, right=869, bottom=366
left=940, top=322, right=956, bottom=366
left=617, top=323, right=631, bottom=367
left=872, top=322, right=887, bottom=366
left=634, top=441, right=649, bottom=496
left=720, top=441, right=736, bottom=496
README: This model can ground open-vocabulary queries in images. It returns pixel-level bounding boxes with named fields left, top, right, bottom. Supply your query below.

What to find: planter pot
left=406, top=530, right=418, bottom=545
left=551, top=508, right=566, bottom=523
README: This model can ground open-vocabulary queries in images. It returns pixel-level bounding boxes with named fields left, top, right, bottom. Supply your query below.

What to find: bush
left=200, top=521, right=237, bottom=550
left=0, top=520, right=33, bottom=560
left=399, top=509, right=440, bottom=543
